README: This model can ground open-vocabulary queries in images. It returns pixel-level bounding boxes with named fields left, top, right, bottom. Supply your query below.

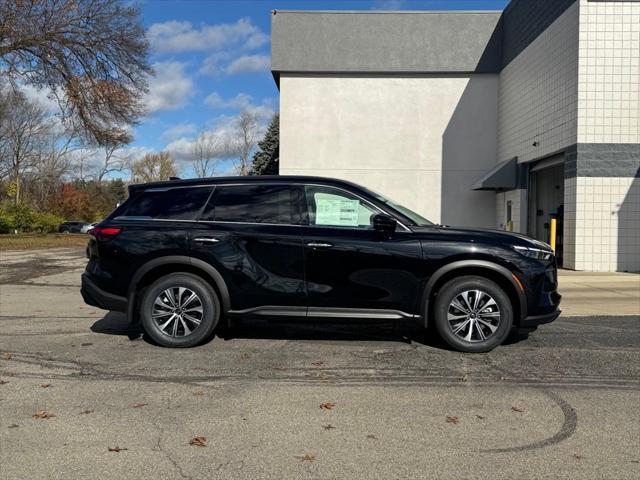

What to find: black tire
left=140, top=273, right=220, bottom=348
left=433, top=275, right=513, bottom=353
left=60, top=228, right=70, bottom=234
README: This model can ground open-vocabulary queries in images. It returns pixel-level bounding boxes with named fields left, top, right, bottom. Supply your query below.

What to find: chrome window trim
left=120, top=181, right=413, bottom=231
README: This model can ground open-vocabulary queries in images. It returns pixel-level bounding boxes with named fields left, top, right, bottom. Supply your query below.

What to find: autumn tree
left=0, top=0, right=151, bottom=146
left=250, top=113, right=279, bottom=175
left=232, top=110, right=259, bottom=176
left=191, top=129, right=222, bottom=178
left=131, top=152, right=177, bottom=183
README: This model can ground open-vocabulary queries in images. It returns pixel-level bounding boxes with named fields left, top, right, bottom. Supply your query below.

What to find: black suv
left=81, top=176, right=560, bottom=352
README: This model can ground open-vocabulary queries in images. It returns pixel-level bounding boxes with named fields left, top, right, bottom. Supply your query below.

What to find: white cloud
left=20, top=85, right=60, bottom=114
left=204, top=92, right=275, bottom=121
left=144, top=62, right=195, bottom=113
left=224, top=54, right=270, bottom=75
left=147, top=18, right=268, bottom=55
left=160, top=122, right=198, bottom=141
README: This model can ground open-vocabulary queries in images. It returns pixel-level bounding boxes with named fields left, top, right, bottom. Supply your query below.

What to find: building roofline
left=272, top=10, right=504, bottom=15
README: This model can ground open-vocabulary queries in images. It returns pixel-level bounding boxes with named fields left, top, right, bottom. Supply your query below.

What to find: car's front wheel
left=140, top=273, right=220, bottom=347
left=433, top=276, right=513, bottom=353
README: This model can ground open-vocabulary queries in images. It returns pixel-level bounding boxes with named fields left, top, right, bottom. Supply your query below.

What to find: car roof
left=128, top=175, right=367, bottom=192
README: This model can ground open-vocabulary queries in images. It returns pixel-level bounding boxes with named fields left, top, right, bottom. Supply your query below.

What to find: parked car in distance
left=81, top=176, right=561, bottom=353
left=59, top=221, right=93, bottom=234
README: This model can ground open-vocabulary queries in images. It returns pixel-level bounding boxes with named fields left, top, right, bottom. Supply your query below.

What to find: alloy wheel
left=447, top=290, right=501, bottom=343
left=152, top=287, right=204, bottom=337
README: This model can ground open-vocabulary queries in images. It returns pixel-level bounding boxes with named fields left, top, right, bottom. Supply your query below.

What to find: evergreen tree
left=250, top=113, right=279, bottom=175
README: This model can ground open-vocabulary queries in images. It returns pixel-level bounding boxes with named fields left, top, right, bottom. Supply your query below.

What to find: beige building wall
left=564, top=0, right=640, bottom=272
left=279, top=74, right=499, bottom=227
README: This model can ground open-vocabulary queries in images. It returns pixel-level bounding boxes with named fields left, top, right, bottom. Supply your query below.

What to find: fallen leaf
left=460, top=375, right=468, bottom=382
left=131, top=403, right=148, bottom=408
left=33, top=410, right=55, bottom=419
left=108, top=446, right=127, bottom=452
left=8, top=424, right=19, bottom=428
left=40, top=383, right=52, bottom=388
left=475, top=415, right=486, bottom=420
left=312, top=361, right=325, bottom=367
left=81, top=343, right=93, bottom=347
left=446, top=416, right=460, bottom=424
left=295, top=453, right=315, bottom=463
left=2, top=352, right=11, bottom=360
left=189, top=436, right=207, bottom=447
left=511, top=406, right=526, bottom=413
left=79, top=409, right=94, bottom=415
left=630, top=460, right=639, bottom=464
left=366, top=434, right=378, bottom=440
left=193, top=390, right=205, bottom=396
left=0, top=380, right=9, bottom=385
left=573, top=454, right=584, bottom=460
left=319, top=402, right=336, bottom=410
left=273, top=367, right=288, bottom=371
left=240, top=353, right=250, bottom=360
left=322, top=424, right=335, bottom=430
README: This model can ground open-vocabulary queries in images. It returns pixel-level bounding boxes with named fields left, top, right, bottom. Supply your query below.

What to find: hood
left=412, top=225, right=553, bottom=251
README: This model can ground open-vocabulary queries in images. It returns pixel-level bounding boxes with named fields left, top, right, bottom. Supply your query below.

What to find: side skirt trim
left=227, top=305, right=421, bottom=321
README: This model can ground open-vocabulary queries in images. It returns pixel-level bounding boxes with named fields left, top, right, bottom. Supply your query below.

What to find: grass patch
left=0, top=233, right=89, bottom=251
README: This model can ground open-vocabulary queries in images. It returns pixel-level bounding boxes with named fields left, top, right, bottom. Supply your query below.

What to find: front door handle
left=193, top=237, right=220, bottom=243
left=306, top=242, right=333, bottom=249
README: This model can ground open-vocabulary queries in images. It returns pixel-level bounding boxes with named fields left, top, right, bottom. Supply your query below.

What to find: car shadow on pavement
left=89, top=312, right=451, bottom=349
left=90, top=312, right=531, bottom=350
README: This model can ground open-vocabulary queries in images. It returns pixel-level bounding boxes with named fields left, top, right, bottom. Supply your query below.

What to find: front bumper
left=81, top=273, right=127, bottom=312
left=520, top=309, right=561, bottom=329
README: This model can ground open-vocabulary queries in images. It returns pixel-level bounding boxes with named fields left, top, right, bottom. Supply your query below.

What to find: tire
left=60, top=228, right=70, bottom=234
left=433, top=276, right=513, bottom=353
left=139, top=273, right=220, bottom=348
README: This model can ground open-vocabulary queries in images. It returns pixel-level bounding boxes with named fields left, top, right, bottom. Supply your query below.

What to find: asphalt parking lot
left=0, top=247, right=639, bottom=479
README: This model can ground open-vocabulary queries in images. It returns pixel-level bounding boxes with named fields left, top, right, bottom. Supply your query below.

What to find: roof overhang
left=472, top=157, right=520, bottom=191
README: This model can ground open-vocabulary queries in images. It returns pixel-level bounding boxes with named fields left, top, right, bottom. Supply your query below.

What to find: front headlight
left=513, top=245, right=553, bottom=261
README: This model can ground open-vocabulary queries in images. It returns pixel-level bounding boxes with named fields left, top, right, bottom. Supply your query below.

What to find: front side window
left=123, top=187, right=212, bottom=220
left=203, top=185, right=293, bottom=224
left=305, top=186, right=377, bottom=229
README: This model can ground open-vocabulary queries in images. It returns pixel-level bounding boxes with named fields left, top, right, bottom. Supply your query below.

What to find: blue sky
left=133, top=0, right=509, bottom=175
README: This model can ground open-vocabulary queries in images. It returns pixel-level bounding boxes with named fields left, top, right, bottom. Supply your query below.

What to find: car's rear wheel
left=433, top=276, right=513, bottom=353
left=140, top=273, right=219, bottom=347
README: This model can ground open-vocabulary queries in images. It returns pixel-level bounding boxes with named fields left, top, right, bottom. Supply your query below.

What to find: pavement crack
left=151, top=419, right=192, bottom=480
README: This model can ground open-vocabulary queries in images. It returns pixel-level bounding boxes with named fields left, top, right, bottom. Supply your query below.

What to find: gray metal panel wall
left=271, top=11, right=503, bottom=74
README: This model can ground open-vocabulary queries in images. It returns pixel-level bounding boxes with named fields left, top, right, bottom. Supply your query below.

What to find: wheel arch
left=420, top=260, right=527, bottom=328
left=127, top=256, right=231, bottom=323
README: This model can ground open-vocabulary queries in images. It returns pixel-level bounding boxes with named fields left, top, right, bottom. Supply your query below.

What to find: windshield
left=366, top=189, right=434, bottom=226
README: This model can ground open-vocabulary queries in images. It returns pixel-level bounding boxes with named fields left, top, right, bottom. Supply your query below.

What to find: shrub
left=0, top=204, right=64, bottom=234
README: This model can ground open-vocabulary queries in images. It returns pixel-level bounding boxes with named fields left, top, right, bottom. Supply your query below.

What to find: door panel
left=189, top=222, right=306, bottom=310
left=302, top=228, right=423, bottom=313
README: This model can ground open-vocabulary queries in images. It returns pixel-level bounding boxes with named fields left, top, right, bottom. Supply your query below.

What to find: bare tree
left=93, top=133, right=132, bottom=182
left=130, top=151, right=177, bottom=183
left=232, top=110, right=259, bottom=176
left=191, top=129, right=223, bottom=178
left=0, top=0, right=151, bottom=146
left=0, top=89, right=51, bottom=203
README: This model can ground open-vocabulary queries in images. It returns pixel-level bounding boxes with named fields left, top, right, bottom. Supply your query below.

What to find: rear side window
left=201, top=185, right=294, bottom=224
left=122, top=187, right=212, bottom=220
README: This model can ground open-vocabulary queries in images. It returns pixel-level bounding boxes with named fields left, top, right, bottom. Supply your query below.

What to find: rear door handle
left=193, top=237, right=220, bottom=243
left=306, top=242, right=333, bottom=249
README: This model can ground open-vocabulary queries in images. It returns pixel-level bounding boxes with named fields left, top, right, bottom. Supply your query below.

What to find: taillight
left=89, top=226, right=122, bottom=241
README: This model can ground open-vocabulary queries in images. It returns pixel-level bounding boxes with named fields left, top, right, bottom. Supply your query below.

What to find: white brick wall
left=498, top=2, right=580, bottom=166
left=577, top=0, right=640, bottom=144
left=564, top=176, right=640, bottom=272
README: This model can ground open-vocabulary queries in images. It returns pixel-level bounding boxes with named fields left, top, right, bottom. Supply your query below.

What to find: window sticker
left=315, top=194, right=360, bottom=226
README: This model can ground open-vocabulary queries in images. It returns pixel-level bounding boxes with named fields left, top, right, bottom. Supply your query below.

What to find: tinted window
left=203, top=185, right=293, bottom=224
left=305, top=186, right=377, bottom=229
left=123, top=187, right=212, bottom=220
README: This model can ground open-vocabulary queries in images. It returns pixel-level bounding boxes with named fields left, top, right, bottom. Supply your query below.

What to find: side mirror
left=372, top=213, right=397, bottom=235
